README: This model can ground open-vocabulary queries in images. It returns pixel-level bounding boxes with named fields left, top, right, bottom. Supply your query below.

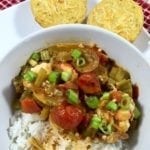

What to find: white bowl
left=0, top=24, right=150, bottom=149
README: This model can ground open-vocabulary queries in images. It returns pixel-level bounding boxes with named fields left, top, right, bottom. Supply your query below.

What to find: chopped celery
left=134, top=106, right=141, bottom=119
left=40, top=49, right=50, bottom=61
left=20, top=65, right=30, bottom=76
left=116, top=79, right=132, bottom=96
left=116, top=68, right=130, bottom=81
left=71, top=49, right=82, bottom=60
left=61, top=71, right=72, bottom=82
left=108, top=78, right=116, bottom=85
left=109, top=67, right=118, bottom=79
left=85, top=96, right=99, bottom=109
left=66, top=89, right=79, bottom=105
left=109, top=66, right=130, bottom=81
left=23, top=70, right=37, bottom=82
left=48, top=71, right=60, bottom=84
left=117, top=80, right=131, bottom=90
left=28, top=59, right=37, bottom=66
left=31, top=52, right=40, bottom=62
left=34, top=68, right=47, bottom=87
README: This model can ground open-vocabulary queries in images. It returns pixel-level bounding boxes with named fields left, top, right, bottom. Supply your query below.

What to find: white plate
left=0, top=0, right=150, bottom=61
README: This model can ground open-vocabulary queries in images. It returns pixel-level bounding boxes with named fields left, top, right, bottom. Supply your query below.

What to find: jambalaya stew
left=12, top=43, right=141, bottom=145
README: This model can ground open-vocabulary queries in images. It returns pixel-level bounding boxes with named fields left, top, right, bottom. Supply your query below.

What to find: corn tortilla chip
left=87, top=0, right=144, bottom=42
left=31, top=0, right=87, bottom=27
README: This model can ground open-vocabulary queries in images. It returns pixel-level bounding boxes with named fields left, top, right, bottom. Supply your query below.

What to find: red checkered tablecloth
left=0, top=0, right=24, bottom=10
left=136, top=0, right=150, bottom=32
left=0, top=0, right=150, bottom=33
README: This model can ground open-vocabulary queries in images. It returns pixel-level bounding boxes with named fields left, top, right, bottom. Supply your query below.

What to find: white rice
left=8, top=112, right=128, bottom=150
left=8, top=112, right=49, bottom=150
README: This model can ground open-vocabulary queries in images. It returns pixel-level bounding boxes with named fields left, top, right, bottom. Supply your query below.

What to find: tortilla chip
left=31, top=0, right=87, bottom=27
left=87, top=0, right=144, bottom=42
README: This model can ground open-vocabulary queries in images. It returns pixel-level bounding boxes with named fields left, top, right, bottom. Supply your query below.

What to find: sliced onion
left=33, top=88, right=63, bottom=107
left=73, top=48, right=99, bottom=73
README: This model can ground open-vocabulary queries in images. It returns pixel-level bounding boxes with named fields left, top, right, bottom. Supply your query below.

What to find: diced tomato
left=58, top=82, right=78, bottom=91
left=77, top=73, right=101, bottom=94
left=111, top=91, right=122, bottom=102
left=50, top=103, right=83, bottom=130
left=21, top=98, right=41, bottom=113
left=97, top=51, right=109, bottom=65
left=78, top=113, right=91, bottom=132
left=132, top=84, right=139, bottom=100
left=79, top=89, right=85, bottom=101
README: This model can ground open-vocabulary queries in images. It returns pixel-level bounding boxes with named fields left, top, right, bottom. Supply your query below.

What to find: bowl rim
left=0, top=24, right=149, bottom=68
